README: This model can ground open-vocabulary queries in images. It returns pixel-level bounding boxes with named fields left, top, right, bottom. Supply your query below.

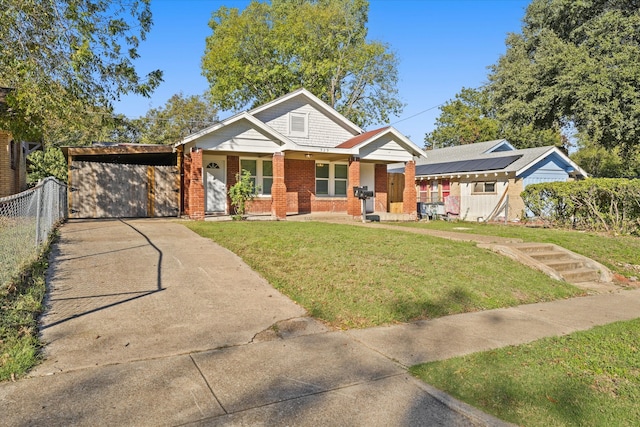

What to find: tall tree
left=425, top=87, right=500, bottom=149
left=425, top=86, right=561, bottom=150
left=201, top=0, right=403, bottom=128
left=136, top=93, right=218, bottom=145
left=489, top=0, right=640, bottom=158
left=0, top=0, right=162, bottom=143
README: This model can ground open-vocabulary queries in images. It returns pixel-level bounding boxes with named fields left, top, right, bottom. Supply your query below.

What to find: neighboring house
left=391, top=139, right=588, bottom=222
left=0, top=87, right=27, bottom=197
left=176, top=88, right=426, bottom=220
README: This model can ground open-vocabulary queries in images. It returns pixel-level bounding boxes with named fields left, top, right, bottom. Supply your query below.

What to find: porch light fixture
left=305, top=153, right=313, bottom=159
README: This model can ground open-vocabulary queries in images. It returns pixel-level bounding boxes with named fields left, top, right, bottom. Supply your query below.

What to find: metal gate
left=70, top=161, right=179, bottom=218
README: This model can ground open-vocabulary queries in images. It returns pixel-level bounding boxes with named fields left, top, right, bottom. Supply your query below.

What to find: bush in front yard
left=522, top=179, right=640, bottom=235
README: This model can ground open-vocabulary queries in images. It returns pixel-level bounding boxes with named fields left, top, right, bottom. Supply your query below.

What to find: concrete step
left=511, top=243, right=556, bottom=253
left=546, top=259, right=587, bottom=272
left=561, top=268, right=601, bottom=283
left=528, top=251, right=573, bottom=262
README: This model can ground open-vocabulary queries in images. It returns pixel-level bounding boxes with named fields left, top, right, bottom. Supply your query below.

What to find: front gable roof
left=175, top=88, right=425, bottom=162
left=249, top=88, right=363, bottom=136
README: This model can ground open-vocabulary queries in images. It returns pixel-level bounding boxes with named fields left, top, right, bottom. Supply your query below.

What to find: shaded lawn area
left=397, top=221, right=640, bottom=278
left=186, top=221, right=583, bottom=329
left=411, top=319, right=640, bottom=427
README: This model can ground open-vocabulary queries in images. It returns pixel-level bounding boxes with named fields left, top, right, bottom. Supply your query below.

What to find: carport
left=64, top=144, right=179, bottom=218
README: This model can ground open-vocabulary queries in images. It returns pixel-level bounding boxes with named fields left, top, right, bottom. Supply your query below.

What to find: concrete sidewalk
left=1, top=219, right=639, bottom=426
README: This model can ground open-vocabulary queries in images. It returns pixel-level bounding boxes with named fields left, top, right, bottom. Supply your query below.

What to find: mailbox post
left=353, top=186, right=374, bottom=223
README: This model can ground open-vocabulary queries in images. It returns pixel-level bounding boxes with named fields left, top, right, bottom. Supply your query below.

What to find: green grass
left=397, top=221, right=640, bottom=278
left=410, top=319, right=640, bottom=426
left=0, top=244, right=49, bottom=381
left=186, top=221, right=582, bottom=328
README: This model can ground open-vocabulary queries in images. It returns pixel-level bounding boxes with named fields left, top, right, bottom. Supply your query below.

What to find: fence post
left=35, top=185, right=42, bottom=247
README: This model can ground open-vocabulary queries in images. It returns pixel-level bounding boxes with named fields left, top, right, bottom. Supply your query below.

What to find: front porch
left=181, top=148, right=417, bottom=220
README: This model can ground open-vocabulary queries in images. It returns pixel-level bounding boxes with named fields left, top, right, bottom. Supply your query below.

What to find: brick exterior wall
left=0, top=131, right=26, bottom=197
left=347, top=157, right=361, bottom=216
left=403, top=161, right=417, bottom=217
left=182, top=153, right=192, bottom=216
left=507, top=176, right=525, bottom=221
left=187, top=149, right=205, bottom=220
left=271, top=152, right=287, bottom=218
left=284, top=158, right=314, bottom=214
left=374, top=164, right=388, bottom=213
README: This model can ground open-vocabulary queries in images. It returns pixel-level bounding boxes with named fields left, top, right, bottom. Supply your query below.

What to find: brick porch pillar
left=403, top=160, right=417, bottom=217
left=188, top=148, right=205, bottom=220
left=347, top=156, right=361, bottom=217
left=271, top=152, right=287, bottom=219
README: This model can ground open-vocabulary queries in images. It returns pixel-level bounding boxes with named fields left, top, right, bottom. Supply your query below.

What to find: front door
left=205, top=160, right=226, bottom=213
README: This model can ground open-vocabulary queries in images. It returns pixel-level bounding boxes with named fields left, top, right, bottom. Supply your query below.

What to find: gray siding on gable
left=254, top=98, right=356, bottom=148
left=359, top=135, right=415, bottom=162
left=192, top=121, right=280, bottom=153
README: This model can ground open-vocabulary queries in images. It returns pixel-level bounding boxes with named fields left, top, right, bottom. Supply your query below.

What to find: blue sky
left=115, top=0, right=530, bottom=144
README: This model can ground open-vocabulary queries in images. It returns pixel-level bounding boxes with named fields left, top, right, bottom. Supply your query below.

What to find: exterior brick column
left=188, top=148, right=205, bottom=220
left=347, top=156, right=361, bottom=216
left=374, top=164, right=388, bottom=213
left=403, top=160, right=417, bottom=217
left=271, top=152, right=287, bottom=219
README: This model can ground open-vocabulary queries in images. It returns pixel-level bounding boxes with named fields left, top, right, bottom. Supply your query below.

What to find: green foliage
left=27, top=146, right=67, bottom=183
left=0, top=0, right=163, bottom=143
left=228, top=170, right=257, bottom=219
left=571, top=140, right=640, bottom=178
left=489, top=0, right=640, bottom=154
left=186, top=221, right=581, bottom=329
left=522, top=179, right=640, bottom=235
left=1, top=241, right=50, bottom=381
left=411, top=319, right=640, bottom=426
left=202, top=0, right=403, bottom=128
left=425, top=87, right=500, bottom=149
left=136, top=93, right=218, bottom=145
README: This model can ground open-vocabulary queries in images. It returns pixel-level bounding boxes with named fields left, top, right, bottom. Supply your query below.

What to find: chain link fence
left=0, top=177, right=67, bottom=289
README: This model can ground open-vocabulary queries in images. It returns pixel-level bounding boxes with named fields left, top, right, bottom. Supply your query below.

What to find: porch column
left=271, top=152, right=287, bottom=219
left=188, top=148, right=205, bottom=220
left=347, top=156, right=361, bottom=216
left=374, top=164, right=388, bottom=213
left=403, top=160, right=417, bottom=217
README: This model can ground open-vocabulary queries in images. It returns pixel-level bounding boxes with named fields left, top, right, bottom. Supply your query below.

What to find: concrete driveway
left=0, top=219, right=501, bottom=426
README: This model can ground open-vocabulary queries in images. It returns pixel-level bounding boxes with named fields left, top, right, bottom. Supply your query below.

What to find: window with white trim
left=289, top=112, right=308, bottom=137
left=315, top=162, right=348, bottom=196
left=240, top=158, right=273, bottom=195
left=473, top=182, right=496, bottom=194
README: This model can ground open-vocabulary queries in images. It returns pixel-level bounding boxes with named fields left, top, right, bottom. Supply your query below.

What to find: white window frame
left=315, top=162, right=348, bottom=197
left=239, top=158, right=273, bottom=196
left=288, top=112, right=309, bottom=138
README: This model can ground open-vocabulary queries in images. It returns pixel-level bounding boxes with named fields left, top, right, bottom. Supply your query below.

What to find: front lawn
left=397, top=221, right=640, bottom=279
left=186, top=221, right=582, bottom=329
left=411, top=319, right=640, bottom=426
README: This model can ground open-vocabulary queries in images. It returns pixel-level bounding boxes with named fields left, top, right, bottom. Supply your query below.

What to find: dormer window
left=289, top=112, right=308, bottom=138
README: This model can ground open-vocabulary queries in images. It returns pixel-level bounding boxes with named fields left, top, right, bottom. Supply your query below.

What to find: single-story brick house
left=390, top=139, right=588, bottom=222
left=176, top=88, right=426, bottom=220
